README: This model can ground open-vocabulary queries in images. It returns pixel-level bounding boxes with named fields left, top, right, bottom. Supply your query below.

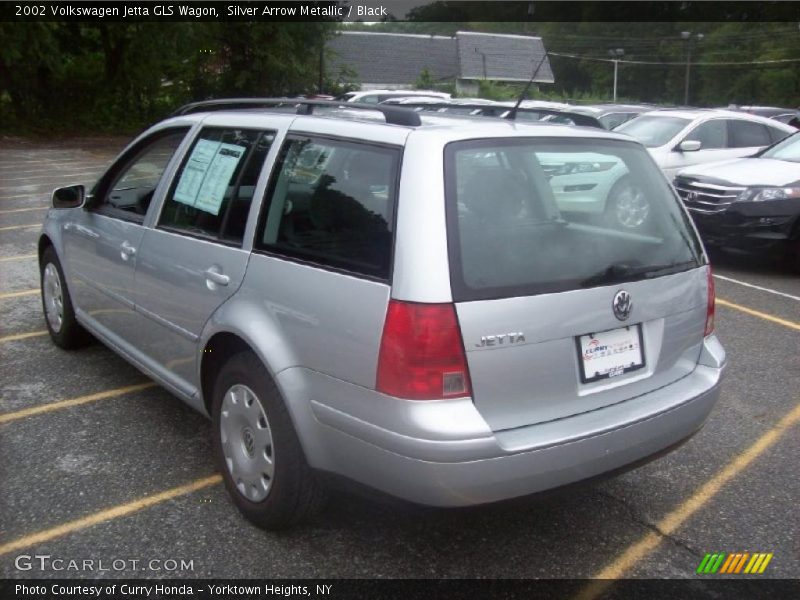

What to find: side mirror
left=678, top=140, right=702, bottom=152
left=52, top=185, right=85, bottom=209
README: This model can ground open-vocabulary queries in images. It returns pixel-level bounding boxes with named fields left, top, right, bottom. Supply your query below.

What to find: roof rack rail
left=379, top=100, right=605, bottom=129
left=171, top=97, right=422, bottom=127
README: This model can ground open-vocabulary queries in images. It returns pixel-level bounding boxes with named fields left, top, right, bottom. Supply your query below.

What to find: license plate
left=577, top=325, right=645, bottom=384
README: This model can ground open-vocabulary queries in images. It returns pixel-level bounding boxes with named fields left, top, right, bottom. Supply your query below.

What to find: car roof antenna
left=506, top=53, right=550, bottom=121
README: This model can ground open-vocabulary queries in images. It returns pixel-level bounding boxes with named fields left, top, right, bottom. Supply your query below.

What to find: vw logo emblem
left=242, top=427, right=256, bottom=458
left=613, top=290, right=633, bottom=321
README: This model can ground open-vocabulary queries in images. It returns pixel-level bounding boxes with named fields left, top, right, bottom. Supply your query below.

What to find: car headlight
left=738, top=187, right=800, bottom=202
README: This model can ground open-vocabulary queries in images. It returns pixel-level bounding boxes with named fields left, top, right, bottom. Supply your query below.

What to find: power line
left=548, top=52, right=800, bottom=66
left=541, top=27, right=799, bottom=44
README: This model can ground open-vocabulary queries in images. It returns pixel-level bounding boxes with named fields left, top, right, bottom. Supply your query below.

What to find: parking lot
left=0, top=136, right=798, bottom=582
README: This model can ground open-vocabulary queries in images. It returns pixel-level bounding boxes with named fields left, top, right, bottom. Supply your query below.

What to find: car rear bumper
left=284, top=336, right=725, bottom=507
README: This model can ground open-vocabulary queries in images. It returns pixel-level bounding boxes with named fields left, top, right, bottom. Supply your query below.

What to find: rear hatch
left=444, top=136, right=708, bottom=431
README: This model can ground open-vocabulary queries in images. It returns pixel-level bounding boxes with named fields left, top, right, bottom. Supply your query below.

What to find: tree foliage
left=0, top=22, right=336, bottom=133
left=347, top=20, right=800, bottom=107
left=3, top=20, right=799, bottom=134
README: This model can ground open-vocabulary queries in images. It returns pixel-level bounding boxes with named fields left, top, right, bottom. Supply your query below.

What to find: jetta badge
left=613, top=290, right=632, bottom=321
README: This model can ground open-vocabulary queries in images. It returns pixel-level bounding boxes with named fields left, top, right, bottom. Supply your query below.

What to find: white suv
left=615, top=109, right=794, bottom=179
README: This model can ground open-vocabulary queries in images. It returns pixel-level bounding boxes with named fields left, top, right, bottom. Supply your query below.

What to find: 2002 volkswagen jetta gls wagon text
left=38, top=99, right=726, bottom=529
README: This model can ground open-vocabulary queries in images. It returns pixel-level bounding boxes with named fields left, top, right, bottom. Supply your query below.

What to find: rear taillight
left=376, top=300, right=472, bottom=400
left=705, top=266, right=715, bottom=337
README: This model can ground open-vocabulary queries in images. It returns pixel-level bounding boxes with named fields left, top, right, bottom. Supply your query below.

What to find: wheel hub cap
left=615, top=188, right=649, bottom=229
left=43, top=263, right=64, bottom=333
left=220, top=384, right=274, bottom=502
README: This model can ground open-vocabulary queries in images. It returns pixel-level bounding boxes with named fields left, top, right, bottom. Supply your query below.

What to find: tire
left=211, top=351, right=327, bottom=529
left=787, top=238, right=800, bottom=274
left=40, top=246, right=92, bottom=349
left=605, top=176, right=650, bottom=230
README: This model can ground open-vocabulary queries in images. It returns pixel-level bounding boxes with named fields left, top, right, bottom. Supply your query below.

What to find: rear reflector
left=376, top=300, right=472, bottom=400
left=705, top=266, right=715, bottom=337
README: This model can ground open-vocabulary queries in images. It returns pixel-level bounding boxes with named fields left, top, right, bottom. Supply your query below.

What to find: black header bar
left=3, top=1, right=800, bottom=22
left=3, top=578, right=800, bottom=600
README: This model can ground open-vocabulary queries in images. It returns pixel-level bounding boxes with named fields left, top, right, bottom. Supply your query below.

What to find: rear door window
left=158, top=128, right=275, bottom=245
left=255, top=136, right=400, bottom=279
left=728, top=120, right=771, bottom=148
left=444, top=138, right=702, bottom=301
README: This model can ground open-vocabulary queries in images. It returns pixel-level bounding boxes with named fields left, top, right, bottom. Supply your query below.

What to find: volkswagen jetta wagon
left=39, top=99, right=726, bottom=529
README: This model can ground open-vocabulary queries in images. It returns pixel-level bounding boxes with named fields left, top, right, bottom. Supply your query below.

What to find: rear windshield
left=444, top=138, right=703, bottom=301
left=615, top=115, right=691, bottom=147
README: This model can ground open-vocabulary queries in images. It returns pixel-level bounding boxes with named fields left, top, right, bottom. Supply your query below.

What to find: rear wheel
left=211, top=351, right=326, bottom=529
left=40, top=246, right=91, bottom=349
left=605, top=176, right=650, bottom=230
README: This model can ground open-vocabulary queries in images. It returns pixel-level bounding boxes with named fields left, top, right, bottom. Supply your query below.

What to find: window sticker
left=174, top=139, right=245, bottom=215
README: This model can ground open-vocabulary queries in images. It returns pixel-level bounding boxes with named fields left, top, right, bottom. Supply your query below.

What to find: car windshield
left=615, top=115, right=691, bottom=147
left=760, top=132, right=800, bottom=162
left=444, top=138, right=702, bottom=301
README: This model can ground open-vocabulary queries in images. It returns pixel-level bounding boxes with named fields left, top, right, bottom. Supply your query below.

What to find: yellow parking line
left=0, top=382, right=156, bottom=425
left=0, top=330, right=47, bottom=344
left=0, top=474, right=222, bottom=556
left=717, top=298, right=800, bottom=332
left=0, top=288, right=38, bottom=299
left=576, top=401, right=800, bottom=599
left=0, top=206, right=47, bottom=214
left=0, top=223, right=39, bottom=232
left=0, top=253, right=37, bottom=262
left=1, top=171, right=98, bottom=182
left=0, top=193, right=46, bottom=200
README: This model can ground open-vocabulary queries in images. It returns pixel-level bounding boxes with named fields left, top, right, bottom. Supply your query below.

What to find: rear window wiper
left=580, top=260, right=697, bottom=287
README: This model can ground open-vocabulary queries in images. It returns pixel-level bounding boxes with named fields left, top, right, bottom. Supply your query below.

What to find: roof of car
left=165, top=100, right=635, bottom=145
left=413, top=115, right=629, bottom=141
left=569, top=104, right=653, bottom=115
left=635, top=108, right=797, bottom=129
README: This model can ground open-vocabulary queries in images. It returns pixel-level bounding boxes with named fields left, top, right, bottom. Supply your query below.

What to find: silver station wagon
left=39, top=100, right=726, bottom=529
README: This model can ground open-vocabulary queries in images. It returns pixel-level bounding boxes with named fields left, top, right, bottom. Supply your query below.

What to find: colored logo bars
left=697, top=552, right=773, bottom=574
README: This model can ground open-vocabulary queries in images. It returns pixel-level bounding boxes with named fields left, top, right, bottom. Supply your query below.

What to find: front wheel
left=40, top=246, right=91, bottom=349
left=211, top=351, right=326, bottom=529
left=605, top=177, right=650, bottom=230
left=786, top=237, right=800, bottom=274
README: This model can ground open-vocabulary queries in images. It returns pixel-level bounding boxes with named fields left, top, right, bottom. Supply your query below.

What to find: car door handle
left=204, top=267, right=229, bottom=287
left=120, top=241, right=137, bottom=259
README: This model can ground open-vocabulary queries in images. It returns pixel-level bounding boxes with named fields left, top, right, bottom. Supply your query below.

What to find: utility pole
left=475, top=48, right=488, bottom=80
left=608, top=48, right=624, bottom=102
left=318, top=41, right=324, bottom=94
left=681, top=31, right=704, bottom=105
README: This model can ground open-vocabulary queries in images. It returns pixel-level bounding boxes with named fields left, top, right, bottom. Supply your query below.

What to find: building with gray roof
left=327, top=30, right=553, bottom=95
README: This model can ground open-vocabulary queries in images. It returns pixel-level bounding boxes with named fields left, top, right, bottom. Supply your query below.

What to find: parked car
left=566, top=104, right=654, bottom=130
left=614, top=109, right=795, bottom=179
left=335, top=89, right=450, bottom=104
left=536, top=151, right=646, bottom=227
left=381, top=98, right=605, bottom=127
left=39, top=99, right=725, bottom=529
left=725, top=105, right=800, bottom=126
left=380, top=97, right=505, bottom=116
left=674, top=131, right=800, bottom=269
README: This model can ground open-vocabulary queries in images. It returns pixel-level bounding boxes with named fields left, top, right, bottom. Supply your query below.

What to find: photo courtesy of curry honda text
left=38, top=99, right=726, bottom=529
